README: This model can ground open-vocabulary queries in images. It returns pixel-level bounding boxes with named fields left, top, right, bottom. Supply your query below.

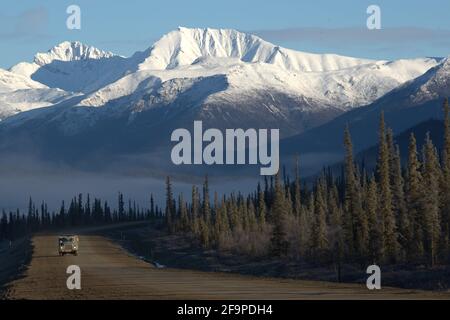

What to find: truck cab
left=58, top=235, right=79, bottom=256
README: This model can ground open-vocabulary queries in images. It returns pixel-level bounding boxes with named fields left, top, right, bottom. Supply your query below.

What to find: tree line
left=0, top=193, right=162, bottom=241
left=164, top=99, right=450, bottom=272
left=2, top=99, right=450, bottom=273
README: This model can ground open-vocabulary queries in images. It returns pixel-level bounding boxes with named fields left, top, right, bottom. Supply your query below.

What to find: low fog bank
left=0, top=150, right=339, bottom=213
left=0, top=172, right=260, bottom=213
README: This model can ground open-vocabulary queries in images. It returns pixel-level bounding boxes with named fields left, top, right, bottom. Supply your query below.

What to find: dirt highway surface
left=4, top=234, right=450, bottom=299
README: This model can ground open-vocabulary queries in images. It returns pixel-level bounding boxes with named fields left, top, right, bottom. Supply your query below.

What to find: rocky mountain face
left=0, top=27, right=444, bottom=176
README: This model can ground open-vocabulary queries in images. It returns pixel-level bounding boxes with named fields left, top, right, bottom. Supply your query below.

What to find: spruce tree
left=270, top=174, right=289, bottom=256
left=85, top=194, right=91, bottom=223
left=247, top=200, right=257, bottom=232
left=202, top=175, right=211, bottom=225
left=391, top=145, right=411, bottom=260
left=294, top=155, right=302, bottom=217
left=406, top=133, right=424, bottom=260
left=240, top=199, right=248, bottom=231
left=59, top=201, right=66, bottom=227
left=214, top=196, right=230, bottom=246
left=422, top=134, right=441, bottom=267
left=285, top=186, right=293, bottom=217
left=366, top=175, right=383, bottom=263
left=300, top=192, right=314, bottom=257
left=311, top=177, right=329, bottom=260
left=220, top=197, right=230, bottom=234
left=199, top=217, right=210, bottom=248
left=257, top=189, right=267, bottom=229
left=328, top=184, right=344, bottom=280
left=165, top=176, right=175, bottom=233
left=150, top=194, right=155, bottom=217
left=0, top=211, right=7, bottom=240
left=343, top=126, right=366, bottom=260
left=343, top=125, right=356, bottom=257
left=179, top=193, right=188, bottom=231
left=191, top=186, right=200, bottom=235
left=377, top=112, right=398, bottom=262
left=229, top=194, right=241, bottom=231
left=440, top=98, right=450, bottom=261
left=353, top=168, right=368, bottom=263
left=104, top=201, right=111, bottom=222
left=118, top=192, right=125, bottom=222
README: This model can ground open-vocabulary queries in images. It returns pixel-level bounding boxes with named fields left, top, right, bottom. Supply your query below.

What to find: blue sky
left=1, top=0, right=450, bottom=68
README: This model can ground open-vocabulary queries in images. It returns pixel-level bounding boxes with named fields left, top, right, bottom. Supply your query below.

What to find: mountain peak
left=138, top=27, right=374, bottom=72
left=139, top=27, right=264, bottom=70
left=33, top=41, right=116, bottom=66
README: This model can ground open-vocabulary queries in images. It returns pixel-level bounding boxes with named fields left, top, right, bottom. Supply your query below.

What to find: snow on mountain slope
left=0, top=88, right=78, bottom=121
left=35, top=41, right=115, bottom=64
left=137, top=28, right=438, bottom=108
left=137, top=27, right=374, bottom=72
left=281, top=56, right=450, bottom=175
left=6, top=27, right=440, bottom=113
left=0, top=27, right=447, bottom=175
left=9, top=41, right=138, bottom=94
left=79, top=48, right=438, bottom=111
left=310, top=58, right=439, bottom=108
left=0, top=68, right=77, bottom=120
left=82, top=28, right=437, bottom=110
left=339, top=55, right=450, bottom=110
left=11, top=41, right=115, bottom=76
left=0, top=68, right=46, bottom=93
left=0, top=27, right=441, bottom=129
left=409, top=57, right=450, bottom=104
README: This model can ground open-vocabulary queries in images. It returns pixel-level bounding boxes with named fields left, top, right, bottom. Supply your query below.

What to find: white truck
left=58, top=235, right=79, bottom=256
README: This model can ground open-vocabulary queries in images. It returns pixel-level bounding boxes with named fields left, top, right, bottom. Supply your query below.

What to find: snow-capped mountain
left=0, top=68, right=45, bottom=93
left=4, top=27, right=440, bottom=116
left=0, top=68, right=77, bottom=120
left=281, top=56, right=450, bottom=174
left=0, top=27, right=445, bottom=175
left=76, top=27, right=438, bottom=111
left=137, top=27, right=373, bottom=72
left=10, top=41, right=137, bottom=94
left=406, top=57, right=450, bottom=105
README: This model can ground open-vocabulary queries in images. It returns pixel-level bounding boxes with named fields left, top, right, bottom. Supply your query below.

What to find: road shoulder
left=0, top=238, right=33, bottom=299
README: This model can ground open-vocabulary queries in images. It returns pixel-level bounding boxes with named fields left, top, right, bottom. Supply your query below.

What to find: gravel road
left=4, top=234, right=449, bottom=300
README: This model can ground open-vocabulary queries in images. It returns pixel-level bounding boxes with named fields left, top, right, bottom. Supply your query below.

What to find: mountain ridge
left=0, top=27, right=438, bottom=115
left=0, top=27, right=447, bottom=176
left=280, top=56, right=450, bottom=174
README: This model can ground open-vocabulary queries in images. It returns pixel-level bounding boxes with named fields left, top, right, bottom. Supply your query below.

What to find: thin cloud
left=98, top=38, right=159, bottom=47
left=252, top=26, right=450, bottom=46
left=0, top=7, right=51, bottom=40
